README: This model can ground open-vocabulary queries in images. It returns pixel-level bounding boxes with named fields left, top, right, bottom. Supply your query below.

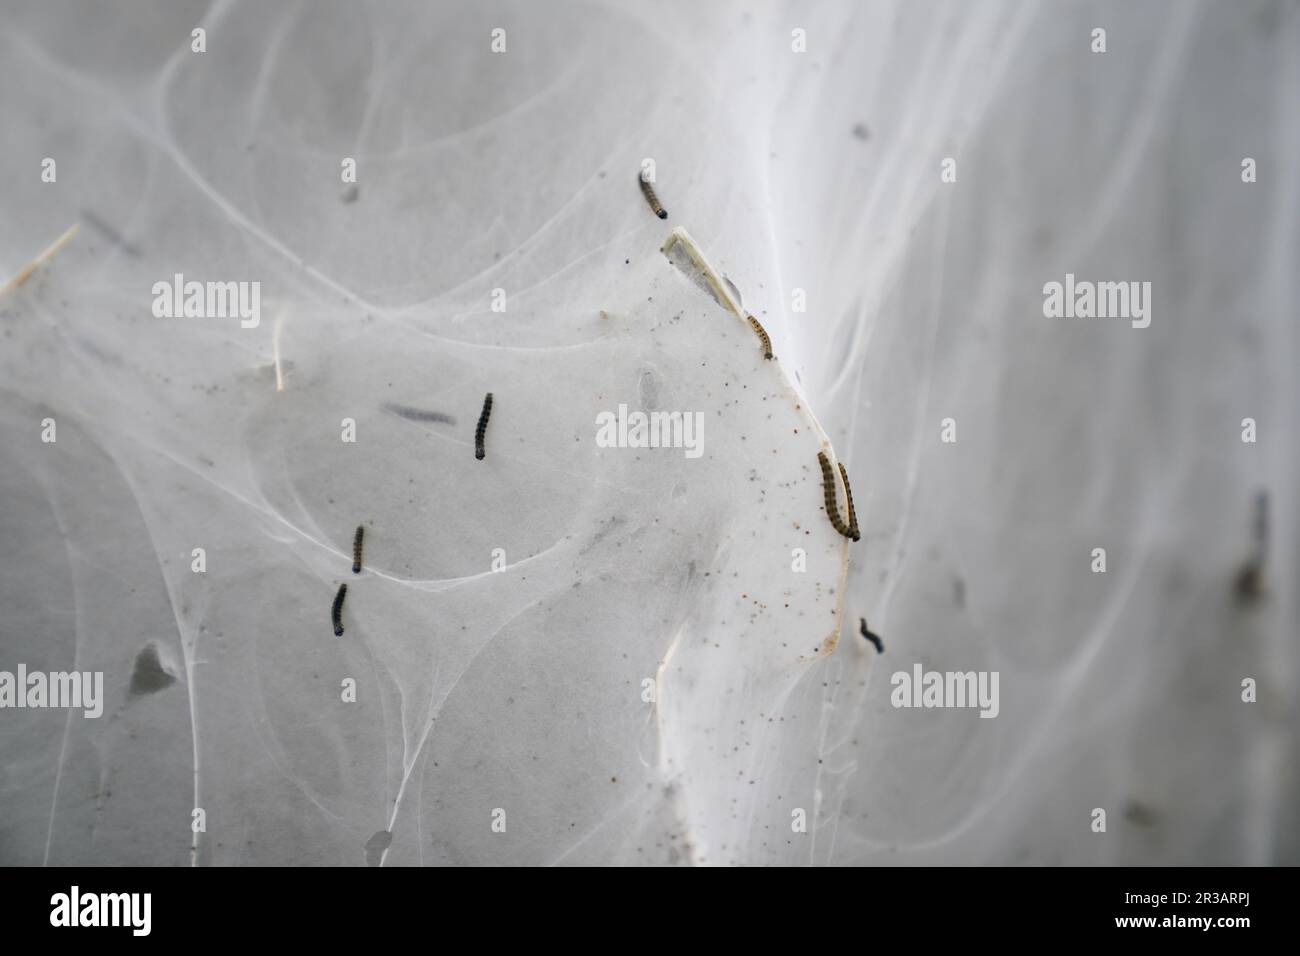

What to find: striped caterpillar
left=475, top=392, right=493, bottom=461
left=332, top=583, right=348, bottom=637
left=838, top=462, right=860, bottom=541
left=747, top=314, right=773, bottom=360
left=817, top=452, right=858, bottom=541
left=352, top=526, right=365, bottom=574
left=638, top=170, right=668, bottom=220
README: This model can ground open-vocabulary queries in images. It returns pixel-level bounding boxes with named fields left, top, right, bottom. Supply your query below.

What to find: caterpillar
left=816, top=451, right=855, bottom=541
left=352, top=526, right=365, bottom=574
left=638, top=170, right=668, bottom=220
left=332, top=583, right=348, bottom=637
left=475, top=392, right=493, bottom=461
left=382, top=403, right=456, bottom=425
left=747, top=314, right=773, bottom=360
left=837, top=461, right=860, bottom=541
left=859, top=618, right=883, bottom=654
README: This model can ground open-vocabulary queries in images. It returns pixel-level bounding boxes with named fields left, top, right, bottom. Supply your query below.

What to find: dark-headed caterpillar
left=838, top=462, right=860, bottom=541
left=475, top=392, right=493, bottom=461
left=747, top=314, right=773, bottom=360
left=332, top=583, right=348, bottom=637
left=816, top=451, right=855, bottom=541
left=352, top=526, right=365, bottom=574
left=638, top=170, right=668, bottom=220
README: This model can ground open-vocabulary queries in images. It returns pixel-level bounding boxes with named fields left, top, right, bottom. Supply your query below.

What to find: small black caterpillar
left=837, top=462, right=860, bottom=541
left=352, top=526, right=365, bottom=574
left=816, top=452, right=855, bottom=541
left=382, top=403, right=456, bottom=425
left=638, top=169, right=668, bottom=219
left=332, top=583, right=348, bottom=637
left=475, top=392, right=493, bottom=461
left=747, top=314, right=773, bottom=360
left=859, top=618, right=883, bottom=654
